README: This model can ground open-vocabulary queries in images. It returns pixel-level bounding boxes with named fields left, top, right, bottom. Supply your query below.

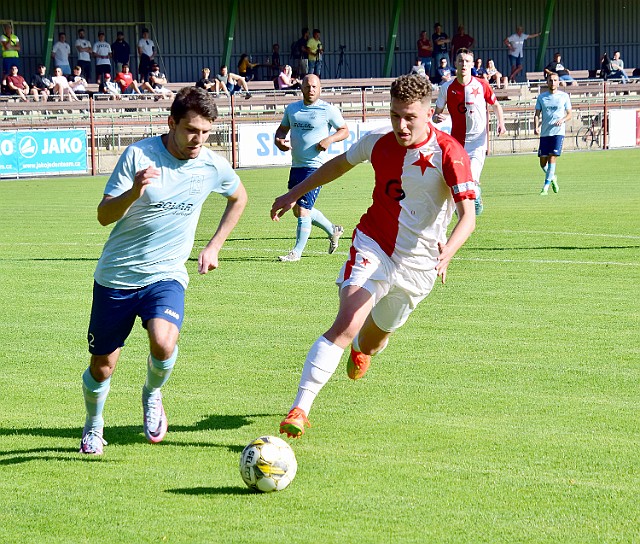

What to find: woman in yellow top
left=238, top=54, right=258, bottom=81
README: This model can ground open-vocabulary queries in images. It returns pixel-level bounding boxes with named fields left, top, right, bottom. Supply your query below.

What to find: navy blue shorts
left=538, top=135, right=565, bottom=157
left=87, top=280, right=185, bottom=355
left=508, top=55, right=523, bottom=67
left=288, top=167, right=320, bottom=210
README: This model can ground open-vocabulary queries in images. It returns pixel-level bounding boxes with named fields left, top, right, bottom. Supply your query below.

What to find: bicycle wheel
left=576, top=126, right=596, bottom=149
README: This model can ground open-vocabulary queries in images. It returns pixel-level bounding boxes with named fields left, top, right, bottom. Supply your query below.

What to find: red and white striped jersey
left=345, top=125, right=475, bottom=270
left=435, top=76, right=497, bottom=148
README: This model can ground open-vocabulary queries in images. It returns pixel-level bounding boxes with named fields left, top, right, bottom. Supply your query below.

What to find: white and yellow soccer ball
left=239, top=435, right=297, bottom=492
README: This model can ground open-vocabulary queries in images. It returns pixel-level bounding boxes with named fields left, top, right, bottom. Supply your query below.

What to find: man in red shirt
left=416, top=31, right=433, bottom=76
left=450, top=25, right=475, bottom=62
left=4, top=64, right=29, bottom=101
left=114, top=63, right=142, bottom=95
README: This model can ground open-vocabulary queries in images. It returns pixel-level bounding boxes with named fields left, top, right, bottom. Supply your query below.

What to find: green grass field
left=0, top=148, right=638, bottom=543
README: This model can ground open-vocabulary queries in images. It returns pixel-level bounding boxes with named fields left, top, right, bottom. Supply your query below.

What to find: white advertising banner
left=607, top=109, right=639, bottom=149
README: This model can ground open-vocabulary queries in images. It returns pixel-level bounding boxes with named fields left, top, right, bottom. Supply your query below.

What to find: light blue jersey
left=281, top=99, right=346, bottom=168
left=94, top=136, right=240, bottom=289
left=536, top=90, right=572, bottom=137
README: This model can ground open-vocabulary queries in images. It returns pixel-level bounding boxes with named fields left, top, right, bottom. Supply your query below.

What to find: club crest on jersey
left=385, top=179, right=406, bottom=201
left=189, top=175, right=204, bottom=195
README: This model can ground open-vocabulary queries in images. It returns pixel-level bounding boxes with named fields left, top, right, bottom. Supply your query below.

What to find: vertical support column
left=535, top=0, right=555, bottom=71
left=383, top=0, right=403, bottom=77
left=222, top=0, right=238, bottom=70
left=42, top=0, right=58, bottom=70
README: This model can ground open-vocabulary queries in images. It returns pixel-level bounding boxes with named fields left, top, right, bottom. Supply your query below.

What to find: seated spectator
left=196, top=67, right=222, bottom=93
left=237, top=53, right=258, bottom=81
left=30, top=64, right=55, bottom=102
left=410, top=57, right=427, bottom=78
left=599, top=53, right=612, bottom=80
left=471, top=57, right=488, bottom=80
left=52, top=66, right=79, bottom=101
left=486, top=59, right=508, bottom=89
left=4, top=64, right=30, bottom=101
left=609, top=51, right=629, bottom=83
left=215, top=65, right=251, bottom=99
left=544, top=52, right=577, bottom=86
left=99, top=72, right=121, bottom=98
left=436, top=57, right=454, bottom=83
left=140, top=63, right=173, bottom=98
left=114, top=63, right=142, bottom=94
left=278, top=65, right=301, bottom=90
left=68, top=65, right=90, bottom=97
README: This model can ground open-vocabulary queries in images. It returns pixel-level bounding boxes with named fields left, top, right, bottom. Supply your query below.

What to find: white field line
left=485, top=229, right=640, bottom=240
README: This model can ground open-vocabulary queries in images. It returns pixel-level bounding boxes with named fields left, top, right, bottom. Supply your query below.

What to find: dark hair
left=390, top=74, right=432, bottom=103
left=171, top=87, right=219, bottom=123
left=122, top=63, right=129, bottom=68
left=142, top=28, right=149, bottom=33
left=313, top=29, right=320, bottom=35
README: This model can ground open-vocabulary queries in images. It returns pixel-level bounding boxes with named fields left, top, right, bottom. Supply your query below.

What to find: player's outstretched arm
left=198, top=183, right=248, bottom=274
left=435, top=198, right=475, bottom=284
left=97, top=166, right=160, bottom=226
left=271, top=153, right=353, bottom=221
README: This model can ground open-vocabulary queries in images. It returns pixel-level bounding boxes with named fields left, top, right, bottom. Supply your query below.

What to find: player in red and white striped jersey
left=271, top=74, right=477, bottom=438
left=433, top=48, right=505, bottom=215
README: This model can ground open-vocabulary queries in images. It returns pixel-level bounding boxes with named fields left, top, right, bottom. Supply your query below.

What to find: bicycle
left=576, top=112, right=603, bottom=149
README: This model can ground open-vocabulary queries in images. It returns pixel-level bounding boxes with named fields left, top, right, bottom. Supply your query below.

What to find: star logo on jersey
left=412, top=152, right=436, bottom=175
left=361, top=257, right=371, bottom=267
left=470, top=86, right=481, bottom=98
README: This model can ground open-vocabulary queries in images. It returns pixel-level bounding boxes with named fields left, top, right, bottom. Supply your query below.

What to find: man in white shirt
left=137, top=28, right=155, bottom=82
left=75, top=28, right=92, bottom=82
left=93, top=31, right=112, bottom=84
left=52, top=32, right=72, bottom=75
left=503, top=26, right=540, bottom=83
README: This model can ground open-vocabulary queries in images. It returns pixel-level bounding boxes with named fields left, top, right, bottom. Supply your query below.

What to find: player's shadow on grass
left=0, top=413, right=270, bottom=464
left=167, top=486, right=255, bottom=496
left=474, top=244, right=639, bottom=251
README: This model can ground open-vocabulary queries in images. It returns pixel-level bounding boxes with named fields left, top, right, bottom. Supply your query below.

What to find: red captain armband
left=450, top=181, right=476, bottom=202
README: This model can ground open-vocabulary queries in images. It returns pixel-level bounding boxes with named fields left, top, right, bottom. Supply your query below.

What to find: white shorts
left=336, top=229, right=437, bottom=332
left=465, top=144, right=487, bottom=184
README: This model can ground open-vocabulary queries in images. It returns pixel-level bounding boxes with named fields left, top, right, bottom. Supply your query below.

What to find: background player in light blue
left=534, top=72, right=572, bottom=195
left=80, top=87, right=248, bottom=455
left=274, top=74, right=350, bottom=262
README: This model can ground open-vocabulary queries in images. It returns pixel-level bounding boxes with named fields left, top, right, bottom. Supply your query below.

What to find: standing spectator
left=114, top=63, right=142, bottom=94
left=431, top=23, right=450, bottom=70
left=471, top=57, right=488, bottom=80
left=278, top=64, right=301, bottom=90
left=30, top=64, right=55, bottom=102
left=112, top=31, right=131, bottom=75
left=1, top=22, right=21, bottom=78
left=272, top=74, right=476, bottom=439
left=534, top=73, right=571, bottom=195
left=69, top=65, right=90, bottom=97
left=78, top=86, right=248, bottom=455
left=433, top=49, right=506, bottom=215
left=410, top=57, right=427, bottom=78
left=51, top=66, right=79, bottom=101
left=450, top=25, right=474, bottom=62
left=3, top=64, right=29, bottom=101
left=416, top=31, right=433, bottom=77
left=292, top=27, right=310, bottom=77
left=75, top=29, right=92, bottom=82
left=307, top=29, right=323, bottom=78
left=609, top=51, right=629, bottom=83
left=215, top=65, right=251, bottom=98
left=270, top=43, right=281, bottom=79
left=544, top=52, right=577, bottom=86
left=93, top=31, right=112, bottom=84
left=504, top=26, right=540, bottom=83
left=52, top=32, right=72, bottom=75
left=137, top=28, right=155, bottom=83
left=486, top=59, right=508, bottom=88
left=273, top=74, right=349, bottom=262
left=140, top=62, right=173, bottom=98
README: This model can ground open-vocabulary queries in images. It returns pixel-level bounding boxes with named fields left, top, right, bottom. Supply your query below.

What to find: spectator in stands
left=196, top=67, right=221, bottom=93
left=215, top=65, right=251, bottom=99
left=307, top=29, right=323, bottom=78
left=450, top=25, right=474, bottom=62
left=486, top=59, right=508, bottom=89
left=432, top=23, right=450, bottom=71
left=137, top=28, right=155, bottom=83
left=52, top=66, right=79, bottom=101
left=30, top=64, right=55, bottom=102
left=237, top=53, right=258, bottom=82
left=93, top=32, right=112, bottom=85
left=140, top=62, right=173, bottom=98
left=278, top=64, right=301, bottom=90
left=609, top=51, right=630, bottom=83
left=1, top=23, right=21, bottom=78
left=599, top=53, right=612, bottom=80
left=75, top=29, right=93, bottom=82
left=291, top=27, right=310, bottom=77
left=544, top=52, right=577, bottom=87
left=52, top=32, right=72, bottom=75
left=112, top=31, right=131, bottom=75
left=115, top=63, right=142, bottom=94
left=436, top=56, right=454, bottom=84
left=504, top=26, right=540, bottom=83
left=69, top=65, right=90, bottom=97
left=410, top=57, right=427, bottom=78
left=270, top=43, right=281, bottom=79
left=471, top=57, right=488, bottom=80
left=99, top=72, right=120, bottom=98
left=3, top=64, right=29, bottom=101
left=416, top=31, right=433, bottom=77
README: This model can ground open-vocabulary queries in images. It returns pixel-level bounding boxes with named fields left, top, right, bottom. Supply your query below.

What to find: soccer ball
left=239, top=435, right=297, bottom=492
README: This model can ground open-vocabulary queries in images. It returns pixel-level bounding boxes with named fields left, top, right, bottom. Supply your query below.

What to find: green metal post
left=383, top=0, right=403, bottom=77
left=222, top=0, right=238, bottom=69
left=535, top=0, right=555, bottom=71
left=42, top=0, right=57, bottom=70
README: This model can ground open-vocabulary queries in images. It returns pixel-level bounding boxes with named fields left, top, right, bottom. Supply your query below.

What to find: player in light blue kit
left=534, top=72, right=572, bottom=195
left=80, top=87, right=248, bottom=455
left=274, top=74, right=350, bottom=261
